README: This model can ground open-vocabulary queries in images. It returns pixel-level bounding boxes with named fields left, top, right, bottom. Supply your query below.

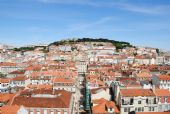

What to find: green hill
left=50, top=38, right=134, bottom=50
left=13, top=38, right=134, bottom=52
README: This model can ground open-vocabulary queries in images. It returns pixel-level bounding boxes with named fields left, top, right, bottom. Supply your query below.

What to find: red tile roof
left=118, top=77, right=141, bottom=87
left=12, top=76, right=27, bottom=81
left=0, top=93, right=15, bottom=102
left=91, top=87, right=109, bottom=94
left=9, top=70, right=25, bottom=75
left=0, top=78, right=10, bottom=83
left=154, top=89, right=170, bottom=97
left=92, top=98, right=119, bottom=114
left=0, top=105, right=20, bottom=114
left=159, top=75, right=170, bottom=80
left=52, top=77, right=74, bottom=84
left=136, top=72, right=151, bottom=78
left=120, top=89, right=155, bottom=97
left=12, top=89, right=72, bottom=108
left=0, top=62, right=16, bottom=66
left=27, top=84, right=52, bottom=89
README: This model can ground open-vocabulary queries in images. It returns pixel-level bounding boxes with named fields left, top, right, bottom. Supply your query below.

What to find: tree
left=0, top=72, right=6, bottom=78
left=49, top=38, right=133, bottom=50
left=156, top=49, right=160, bottom=54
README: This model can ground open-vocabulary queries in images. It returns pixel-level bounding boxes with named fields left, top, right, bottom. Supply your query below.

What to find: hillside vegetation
left=12, top=38, right=134, bottom=51
left=50, top=38, right=133, bottom=50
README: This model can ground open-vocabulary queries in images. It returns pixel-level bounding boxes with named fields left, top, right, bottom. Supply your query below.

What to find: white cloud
left=36, top=0, right=170, bottom=15
left=116, top=3, right=170, bottom=15
left=37, top=0, right=99, bottom=6
left=67, top=16, right=114, bottom=31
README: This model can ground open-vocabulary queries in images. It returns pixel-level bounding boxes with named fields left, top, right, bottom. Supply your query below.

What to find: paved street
left=74, top=74, right=85, bottom=114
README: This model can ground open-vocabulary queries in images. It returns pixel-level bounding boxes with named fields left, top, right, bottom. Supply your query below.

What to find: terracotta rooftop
left=0, top=93, right=15, bottom=102
left=91, top=87, right=108, bottom=94
left=92, top=98, right=107, bottom=104
left=12, top=76, right=27, bottom=81
left=0, top=105, right=20, bottom=114
left=92, top=98, right=119, bottom=114
left=159, top=75, right=170, bottom=80
left=12, top=89, right=72, bottom=108
left=25, top=65, right=42, bottom=71
left=92, top=102, right=107, bottom=114
left=154, top=89, right=170, bottom=97
left=27, top=84, right=52, bottom=89
left=52, top=77, right=74, bottom=83
left=118, top=77, right=141, bottom=87
left=0, top=62, right=16, bottom=66
left=9, top=70, right=25, bottom=75
left=136, top=72, right=151, bottom=78
left=120, top=89, right=155, bottom=97
left=0, top=78, right=10, bottom=83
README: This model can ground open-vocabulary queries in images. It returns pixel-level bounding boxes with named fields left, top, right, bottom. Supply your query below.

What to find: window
left=128, top=108, right=130, bottom=112
left=50, top=110, right=54, bottom=114
left=142, top=107, right=144, bottom=112
left=138, top=100, right=141, bottom=104
left=64, top=110, right=67, bottom=114
left=37, top=110, right=40, bottom=114
left=57, top=111, right=61, bottom=114
left=154, top=98, right=157, bottom=104
left=124, top=108, right=130, bottom=112
left=124, top=108, right=128, bottom=112
left=44, top=110, right=47, bottom=114
left=149, top=107, right=154, bottom=111
left=152, top=107, right=154, bottom=111
left=158, top=105, right=162, bottom=111
left=135, top=108, right=137, bottom=111
left=165, top=105, right=168, bottom=111
left=159, top=97, right=162, bottom=102
left=148, top=99, right=151, bottom=104
left=165, top=97, right=168, bottom=102
left=146, top=99, right=148, bottom=104
left=130, top=98, right=133, bottom=105
left=122, top=99, right=124, bottom=105
left=138, top=107, right=141, bottom=112
left=30, top=110, right=34, bottom=114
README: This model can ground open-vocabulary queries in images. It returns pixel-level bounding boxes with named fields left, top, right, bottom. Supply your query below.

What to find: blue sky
left=0, top=0, right=170, bottom=50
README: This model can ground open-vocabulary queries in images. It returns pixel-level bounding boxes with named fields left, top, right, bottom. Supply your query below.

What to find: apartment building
left=154, top=89, right=170, bottom=112
left=0, top=62, right=20, bottom=74
left=152, top=75, right=170, bottom=90
left=52, top=77, right=76, bottom=92
left=0, top=78, right=10, bottom=93
left=118, top=89, right=157, bottom=114
left=10, top=76, right=30, bottom=88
